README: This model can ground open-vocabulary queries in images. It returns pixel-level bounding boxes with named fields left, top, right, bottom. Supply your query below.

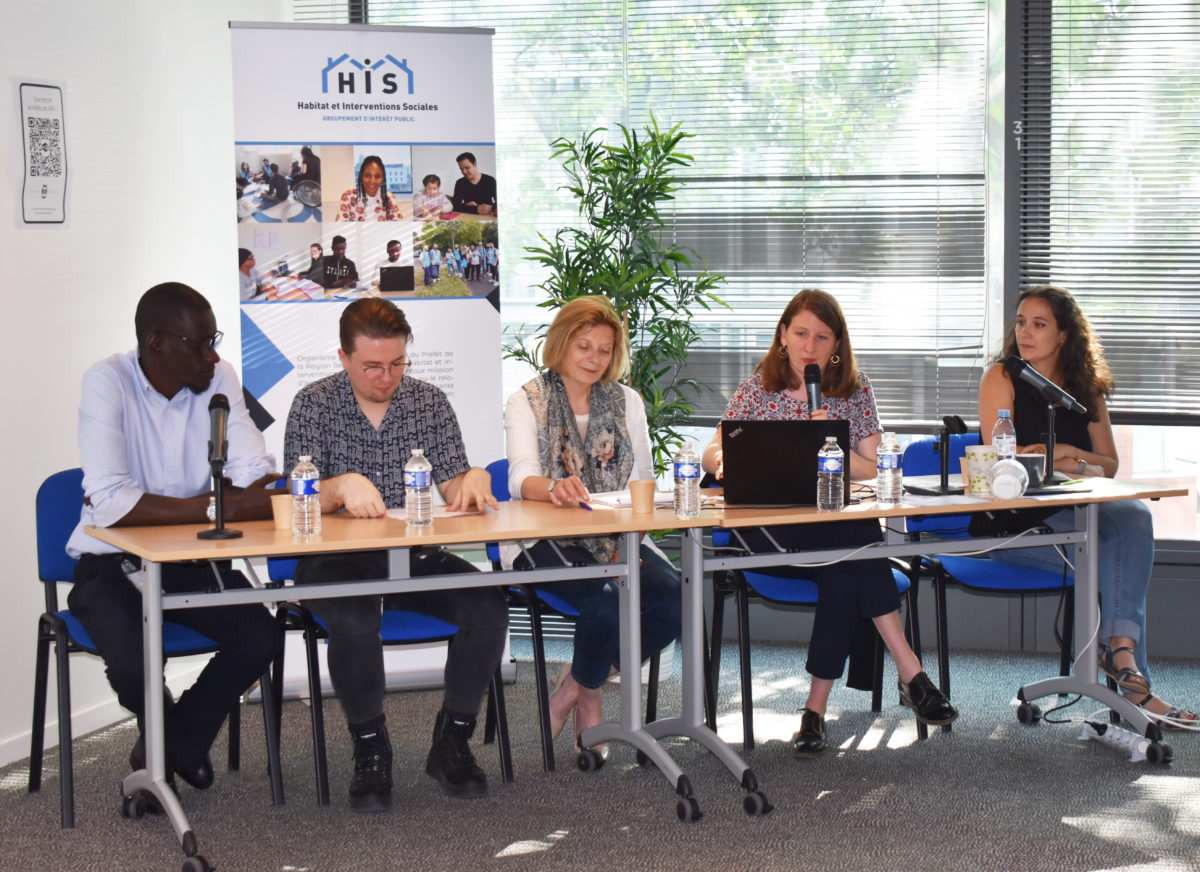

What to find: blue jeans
left=515, top=541, right=682, bottom=689
left=988, top=498, right=1154, bottom=682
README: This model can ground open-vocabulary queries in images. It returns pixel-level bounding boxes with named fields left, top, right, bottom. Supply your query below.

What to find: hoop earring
left=830, top=354, right=841, bottom=365
left=777, top=346, right=788, bottom=358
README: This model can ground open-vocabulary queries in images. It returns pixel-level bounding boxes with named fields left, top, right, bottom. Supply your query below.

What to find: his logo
left=321, top=53, right=414, bottom=95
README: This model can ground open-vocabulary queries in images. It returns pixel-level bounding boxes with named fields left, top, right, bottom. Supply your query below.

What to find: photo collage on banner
left=230, top=23, right=501, bottom=465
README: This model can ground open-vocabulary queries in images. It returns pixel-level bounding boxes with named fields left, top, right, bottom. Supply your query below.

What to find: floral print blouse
left=722, top=370, right=883, bottom=449
left=335, top=189, right=404, bottom=221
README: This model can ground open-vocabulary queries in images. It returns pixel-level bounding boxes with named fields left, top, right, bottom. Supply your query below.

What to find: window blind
left=293, top=0, right=989, bottom=428
left=1012, top=0, right=1200, bottom=423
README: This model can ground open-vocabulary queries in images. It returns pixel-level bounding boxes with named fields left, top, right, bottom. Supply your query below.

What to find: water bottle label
left=674, top=462, right=700, bottom=480
left=291, top=478, right=319, bottom=497
left=404, top=470, right=432, bottom=488
left=877, top=454, right=900, bottom=470
left=818, top=456, right=843, bottom=474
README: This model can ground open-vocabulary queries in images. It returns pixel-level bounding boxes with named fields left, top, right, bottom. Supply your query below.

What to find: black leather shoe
left=790, top=709, right=827, bottom=757
left=130, top=734, right=213, bottom=791
left=348, top=719, right=393, bottom=813
left=899, top=671, right=959, bottom=726
left=174, top=755, right=215, bottom=791
left=129, top=735, right=179, bottom=814
left=425, top=710, right=487, bottom=799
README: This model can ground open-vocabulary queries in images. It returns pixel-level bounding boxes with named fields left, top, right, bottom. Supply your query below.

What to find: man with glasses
left=66, top=282, right=283, bottom=808
left=283, top=297, right=506, bottom=812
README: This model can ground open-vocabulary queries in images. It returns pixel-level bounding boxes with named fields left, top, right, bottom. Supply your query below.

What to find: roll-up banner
left=230, top=22, right=501, bottom=468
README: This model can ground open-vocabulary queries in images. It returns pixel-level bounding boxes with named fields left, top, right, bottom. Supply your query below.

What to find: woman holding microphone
left=703, top=289, right=956, bottom=755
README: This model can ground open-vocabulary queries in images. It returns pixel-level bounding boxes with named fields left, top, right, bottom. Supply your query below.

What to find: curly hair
left=756, top=289, right=859, bottom=397
left=999, top=285, right=1114, bottom=419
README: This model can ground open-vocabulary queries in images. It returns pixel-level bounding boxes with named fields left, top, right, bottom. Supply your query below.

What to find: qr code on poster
left=27, top=117, right=63, bottom=177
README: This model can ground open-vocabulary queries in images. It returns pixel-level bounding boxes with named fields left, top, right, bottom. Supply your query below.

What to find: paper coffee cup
left=271, top=493, right=292, bottom=530
left=629, top=479, right=656, bottom=513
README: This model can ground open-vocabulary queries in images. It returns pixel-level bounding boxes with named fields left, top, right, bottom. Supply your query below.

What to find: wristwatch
left=1075, top=457, right=1087, bottom=475
left=206, top=496, right=217, bottom=523
left=547, top=478, right=561, bottom=497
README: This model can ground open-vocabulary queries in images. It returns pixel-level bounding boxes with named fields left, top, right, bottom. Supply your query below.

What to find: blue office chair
left=270, top=554, right=514, bottom=806
left=29, top=468, right=278, bottom=828
left=707, top=526, right=919, bottom=750
left=903, top=435, right=1074, bottom=731
left=484, top=458, right=663, bottom=772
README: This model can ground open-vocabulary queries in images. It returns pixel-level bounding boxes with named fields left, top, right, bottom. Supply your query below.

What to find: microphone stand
left=1042, top=402, right=1067, bottom=485
left=198, top=456, right=243, bottom=540
left=904, top=417, right=966, bottom=496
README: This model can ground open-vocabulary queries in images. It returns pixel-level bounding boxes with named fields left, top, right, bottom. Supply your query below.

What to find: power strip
left=1079, top=720, right=1150, bottom=762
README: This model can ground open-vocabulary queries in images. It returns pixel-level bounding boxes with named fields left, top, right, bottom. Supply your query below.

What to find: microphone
left=208, top=393, right=230, bottom=466
left=804, top=364, right=822, bottom=415
left=1003, top=356, right=1087, bottom=415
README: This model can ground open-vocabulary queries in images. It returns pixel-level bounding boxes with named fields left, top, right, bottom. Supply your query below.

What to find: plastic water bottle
left=875, top=431, right=903, bottom=507
left=290, top=455, right=321, bottom=537
left=817, top=436, right=845, bottom=512
left=992, top=409, right=1017, bottom=460
left=404, top=448, right=434, bottom=526
left=673, top=440, right=701, bottom=520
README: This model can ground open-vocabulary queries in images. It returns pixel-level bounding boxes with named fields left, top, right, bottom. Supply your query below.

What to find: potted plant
left=506, top=118, right=726, bottom=470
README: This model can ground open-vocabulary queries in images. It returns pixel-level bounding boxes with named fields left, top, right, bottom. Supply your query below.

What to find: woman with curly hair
left=503, top=296, right=681, bottom=756
left=980, top=284, right=1196, bottom=729
left=336, top=155, right=403, bottom=221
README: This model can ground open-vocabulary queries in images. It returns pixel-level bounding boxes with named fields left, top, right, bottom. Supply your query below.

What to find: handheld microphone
left=1003, top=356, right=1087, bottom=415
left=208, top=393, right=230, bottom=466
left=804, top=364, right=822, bottom=414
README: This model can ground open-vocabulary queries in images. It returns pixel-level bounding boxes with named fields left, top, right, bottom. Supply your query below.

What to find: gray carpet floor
left=3, top=640, right=1199, bottom=872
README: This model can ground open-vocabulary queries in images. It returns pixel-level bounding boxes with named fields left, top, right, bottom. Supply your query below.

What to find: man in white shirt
left=66, top=283, right=282, bottom=803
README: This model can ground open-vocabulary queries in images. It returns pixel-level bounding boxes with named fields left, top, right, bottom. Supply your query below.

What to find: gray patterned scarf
left=522, top=371, right=633, bottom=562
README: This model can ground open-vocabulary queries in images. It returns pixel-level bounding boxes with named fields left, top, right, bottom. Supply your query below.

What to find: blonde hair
left=542, top=296, right=630, bottom=383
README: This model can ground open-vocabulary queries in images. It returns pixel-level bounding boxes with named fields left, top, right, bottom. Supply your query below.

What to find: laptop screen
left=720, top=419, right=852, bottom=507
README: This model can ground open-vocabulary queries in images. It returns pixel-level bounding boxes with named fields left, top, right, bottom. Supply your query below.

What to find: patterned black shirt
left=284, top=370, right=470, bottom=507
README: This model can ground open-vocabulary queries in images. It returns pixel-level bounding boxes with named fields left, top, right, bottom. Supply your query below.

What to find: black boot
left=789, top=709, right=828, bottom=757
left=898, top=671, right=959, bottom=726
left=424, top=710, right=487, bottom=799
left=348, top=716, right=393, bottom=813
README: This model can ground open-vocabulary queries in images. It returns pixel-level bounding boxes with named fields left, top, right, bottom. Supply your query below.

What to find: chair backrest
left=36, top=468, right=84, bottom=584
left=484, top=459, right=510, bottom=566
left=902, top=432, right=980, bottom=476
left=903, top=434, right=980, bottom=537
left=485, top=458, right=510, bottom=503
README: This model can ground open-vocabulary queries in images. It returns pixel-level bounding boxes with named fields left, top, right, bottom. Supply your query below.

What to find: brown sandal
left=1100, top=645, right=1151, bottom=694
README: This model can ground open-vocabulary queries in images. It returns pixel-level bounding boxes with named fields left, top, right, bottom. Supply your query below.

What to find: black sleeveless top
left=1011, top=375, right=1092, bottom=452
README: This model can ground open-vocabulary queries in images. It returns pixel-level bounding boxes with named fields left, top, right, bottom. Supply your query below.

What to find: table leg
left=122, top=560, right=195, bottom=852
left=1017, top=502, right=1159, bottom=738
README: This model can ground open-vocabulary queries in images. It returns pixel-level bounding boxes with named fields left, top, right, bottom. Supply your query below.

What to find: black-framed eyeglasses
left=359, top=359, right=408, bottom=378
left=162, top=331, right=223, bottom=352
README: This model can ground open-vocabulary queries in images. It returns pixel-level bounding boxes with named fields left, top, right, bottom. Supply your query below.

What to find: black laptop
left=379, top=265, right=415, bottom=292
left=720, top=419, right=852, bottom=507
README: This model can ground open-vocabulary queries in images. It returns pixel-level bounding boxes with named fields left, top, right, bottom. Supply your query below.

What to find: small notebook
left=720, top=419, right=852, bottom=507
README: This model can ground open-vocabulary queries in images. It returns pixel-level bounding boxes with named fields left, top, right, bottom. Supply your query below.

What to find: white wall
left=0, top=0, right=288, bottom=767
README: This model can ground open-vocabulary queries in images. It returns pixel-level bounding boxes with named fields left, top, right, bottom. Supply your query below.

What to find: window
left=296, top=0, right=990, bottom=429
left=1010, top=0, right=1200, bottom=538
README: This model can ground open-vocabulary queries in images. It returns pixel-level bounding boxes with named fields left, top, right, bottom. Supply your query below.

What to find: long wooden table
left=87, top=475, right=1185, bottom=862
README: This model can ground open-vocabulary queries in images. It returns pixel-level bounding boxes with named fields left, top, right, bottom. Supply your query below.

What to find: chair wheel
left=1146, top=742, right=1173, bottom=766
left=576, top=748, right=605, bottom=772
left=1016, top=702, right=1041, bottom=725
left=676, top=795, right=702, bottom=823
left=120, top=793, right=145, bottom=819
left=742, top=790, right=773, bottom=816
left=635, top=749, right=649, bottom=767
left=181, top=855, right=212, bottom=872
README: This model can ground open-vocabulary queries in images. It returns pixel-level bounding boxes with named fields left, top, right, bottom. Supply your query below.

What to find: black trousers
left=734, top=519, right=900, bottom=683
left=69, top=553, right=283, bottom=770
left=294, top=548, right=509, bottom=728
